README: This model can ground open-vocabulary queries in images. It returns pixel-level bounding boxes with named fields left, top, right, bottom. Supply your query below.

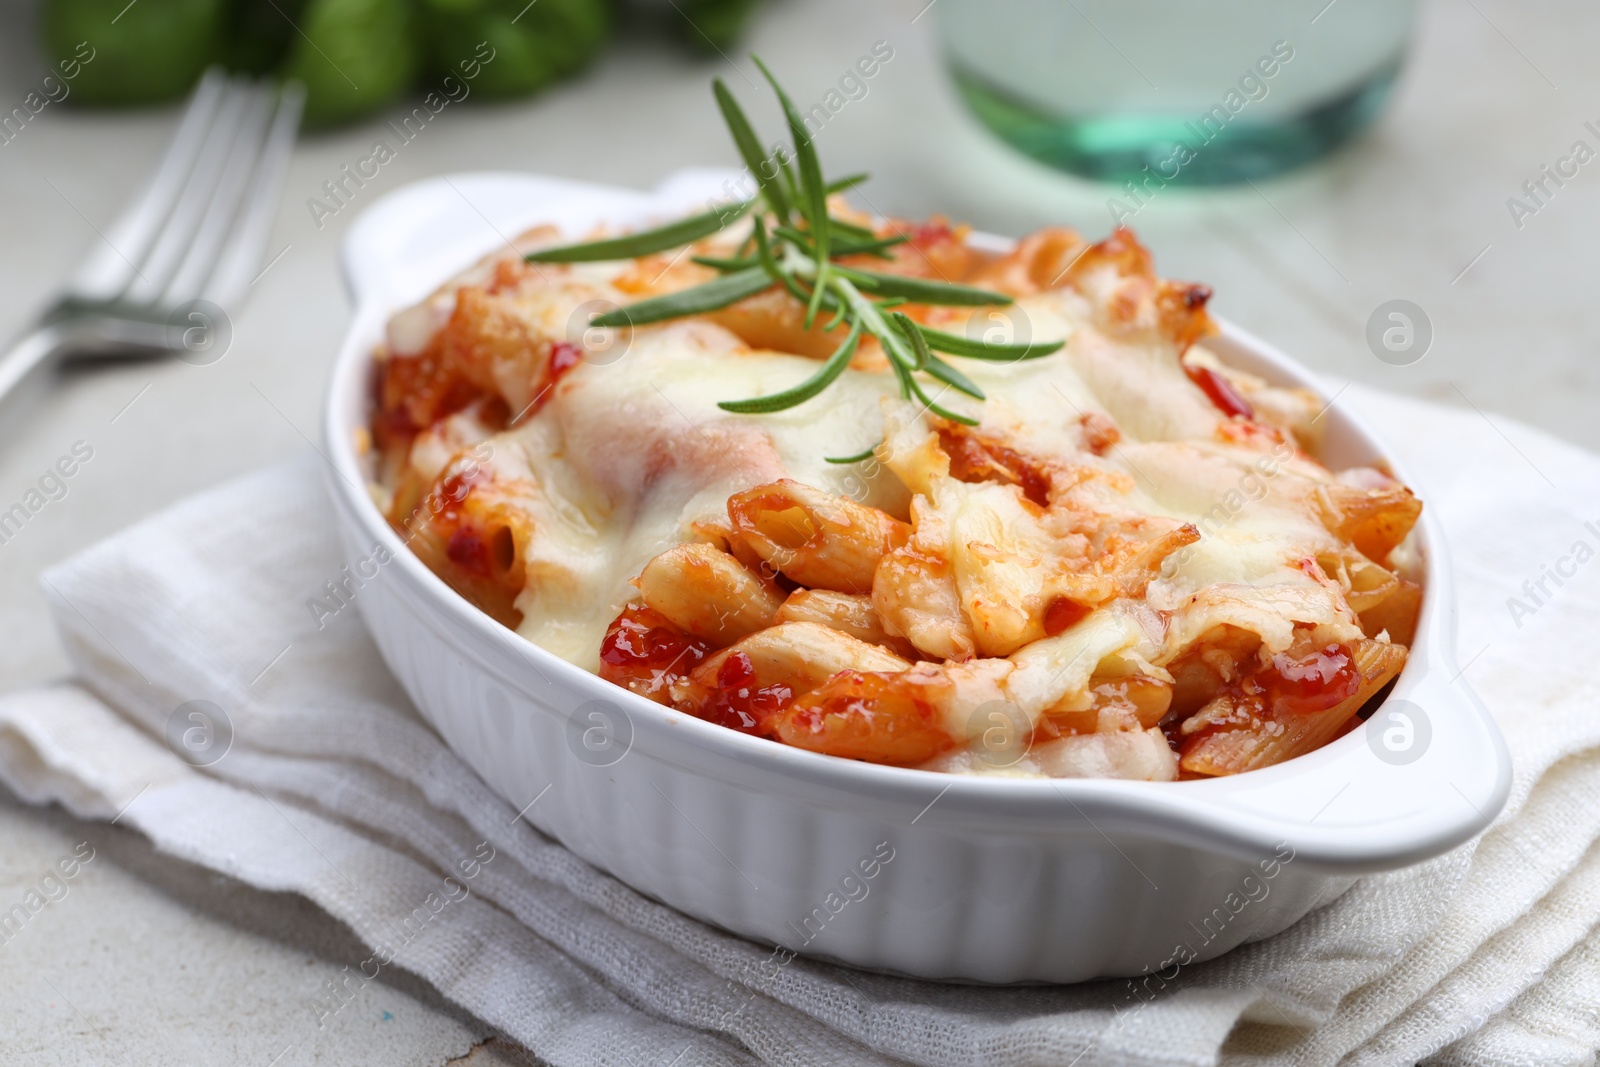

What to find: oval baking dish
left=324, top=170, right=1511, bottom=983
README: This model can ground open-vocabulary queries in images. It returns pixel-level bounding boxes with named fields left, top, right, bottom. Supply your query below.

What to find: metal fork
left=0, top=69, right=304, bottom=415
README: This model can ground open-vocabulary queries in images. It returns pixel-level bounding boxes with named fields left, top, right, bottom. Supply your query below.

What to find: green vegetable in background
left=281, top=0, right=421, bottom=126
left=418, top=0, right=610, bottom=99
left=37, top=0, right=763, bottom=124
left=42, top=0, right=227, bottom=105
left=675, top=0, right=761, bottom=52
left=218, top=0, right=307, bottom=74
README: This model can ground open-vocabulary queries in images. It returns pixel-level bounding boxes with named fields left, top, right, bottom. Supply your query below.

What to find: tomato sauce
left=598, top=606, right=713, bottom=705
left=696, top=651, right=794, bottom=736
left=1259, top=644, right=1360, bottom=716
left=1176, top=642, right=1359, bottom=753
left=519, top=341, right=585, bottom=420
left=429, top=463, right=482, bottom=515
left=374, top=348, right=485, bottom=449
left=548, top=340, right=583, bottom=380
left=779, top=671, right=954, bottom=765
left=1184, top=363, right=1255, bottom=421
left=938, top=426, right=1053, bottom=506
left=1043, top=596, right=1090, bottom=636
left=445, top=528, right=491, bottom=575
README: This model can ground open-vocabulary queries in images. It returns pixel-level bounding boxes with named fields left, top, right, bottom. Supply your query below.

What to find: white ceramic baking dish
left=324, top=170, right=1511, bottom=984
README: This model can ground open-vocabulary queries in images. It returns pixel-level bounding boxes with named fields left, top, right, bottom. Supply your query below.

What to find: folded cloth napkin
left=4, top=382, right=1600, bottom=1067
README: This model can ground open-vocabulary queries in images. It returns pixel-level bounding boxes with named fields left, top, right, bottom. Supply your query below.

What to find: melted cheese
left=383, top=240, right=1391, bottom=706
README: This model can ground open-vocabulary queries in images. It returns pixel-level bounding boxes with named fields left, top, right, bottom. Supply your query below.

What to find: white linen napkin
left=3, top=382, right=1599, bottom=1067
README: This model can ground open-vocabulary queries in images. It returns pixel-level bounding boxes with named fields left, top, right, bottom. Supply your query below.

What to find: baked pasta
left=366, top=209, right=1422, bottom=781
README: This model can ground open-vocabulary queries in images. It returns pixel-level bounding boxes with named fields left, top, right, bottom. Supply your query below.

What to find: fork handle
left=0, top=324, right=68, bottom=425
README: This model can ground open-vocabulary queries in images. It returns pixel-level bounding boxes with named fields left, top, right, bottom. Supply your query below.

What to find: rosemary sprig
left=718, top=321, right=862, bottom=414
left=715, top=78, right=790, bottom=224
left=916, top=323, right=1063, bottom=361
left=827, top=173, right=870, bottom=195
left=833, top=265, right=1014, bottom=307
left=755, top=57, right=829, bottom=263
left=825, top=441, right=881, bottom=464
left=590, top=267, right=772, bottom=327
left=690, top=254, right=758, bottom=272
left=524, top=58, right=1066, bottom=424
left=832, top=233, right=908, bottom=258
left=753, top=218, right=831, bottom=311
left=526, top=199, right=753, bottom=263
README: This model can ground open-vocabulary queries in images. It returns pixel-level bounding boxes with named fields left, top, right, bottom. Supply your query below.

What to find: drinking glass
left=937, top=0, right=1418, bottom=184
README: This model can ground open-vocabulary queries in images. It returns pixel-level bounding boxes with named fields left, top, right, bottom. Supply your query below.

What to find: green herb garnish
left=589, top=267, right=771, bottom=327
left=525, top=57, right=1066, bottom=422
left=717, top=321, right=863, bottom=414
left=825, top=442, right=882, bottom=464
left=527, top=200, right=754, bottom=263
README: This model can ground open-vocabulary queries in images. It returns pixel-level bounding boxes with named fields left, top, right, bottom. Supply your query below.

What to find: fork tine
left=65, top=68, right=227, bottom=304
left=203, top=81, right=305, bottom=310
left=121, top=79, right=253, bottom=308
left=160, top=82, right=275, bottom=308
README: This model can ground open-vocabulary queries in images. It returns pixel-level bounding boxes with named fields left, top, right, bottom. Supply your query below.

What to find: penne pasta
left=728, top=480, right=910, bottom=594
left=690, top=622, right=910, bottom=698
left=871, top=543, right=976, bottom=661
left=1178, top=637, right=1407, bottom=776
left=774, top=588, right=916, bottom=658
left=776, top=669, right=958, bottom=765
left=1358, top=578, right=1423, bottom=647
left=1041, top=675, right=1174, bottom=736
left=636, top=542, right=783, bottom=646
left=683, top=623, right=912, bottom=737
left=1319, top=481, right=1422, bottom=566
left=403, top=457, right=537, bottom=629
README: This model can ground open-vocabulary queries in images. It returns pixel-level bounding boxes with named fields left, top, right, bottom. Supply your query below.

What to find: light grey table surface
left=0, top=0, right=1588, bottom=1062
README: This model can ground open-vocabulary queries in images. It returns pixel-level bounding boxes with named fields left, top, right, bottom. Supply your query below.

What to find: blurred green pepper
left=417, top=0, right=609, bottom=99
left=42, top=0, right=226, bottom=105
left=282, top=0, right=420, bottom=126
left=675, top=0, right=761, bottom=52
left=40, top=0, right=753, bottom=118
left=219, top=0, right=307, bottom=74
